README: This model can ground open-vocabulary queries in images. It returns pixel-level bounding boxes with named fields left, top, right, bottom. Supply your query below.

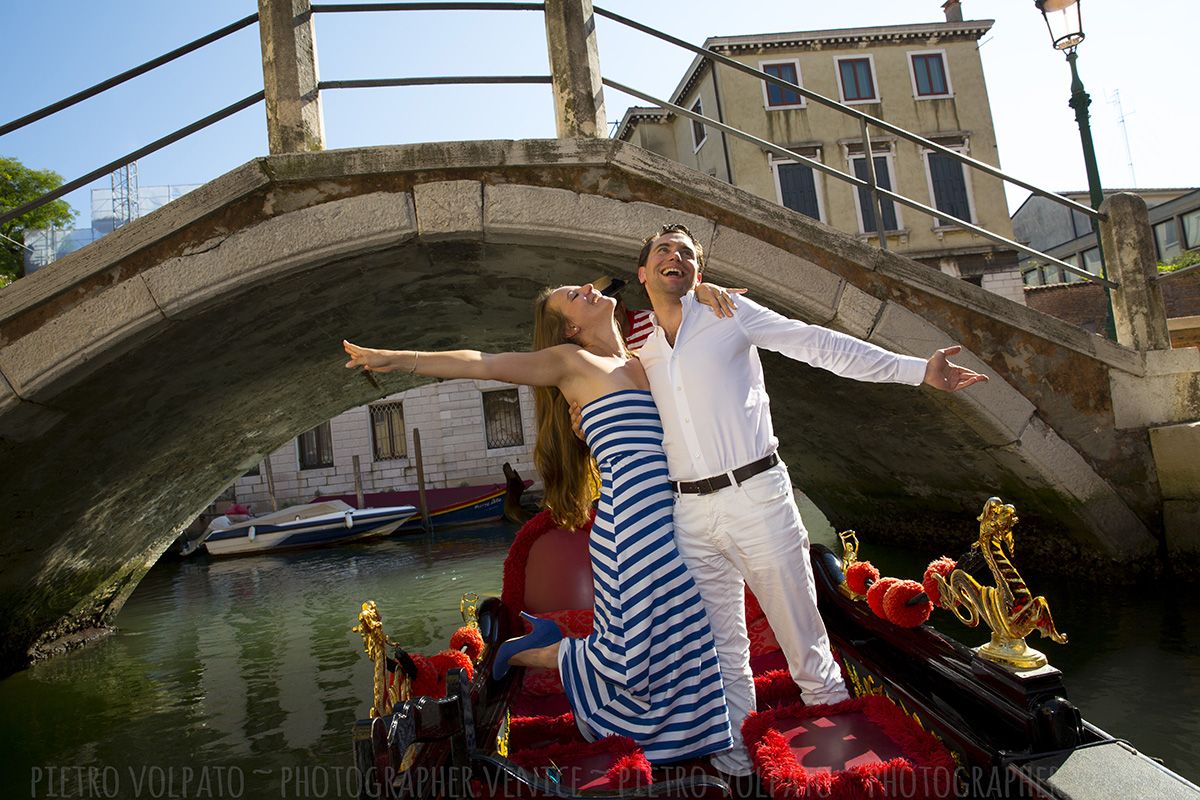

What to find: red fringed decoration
left=866, top=577, right=900, bottom=619
left=845, top=561, right=880, bottom=595
left=881, top=580, right=932, bottom=628
left=500, top=509, right=594, bottom=631
left=410, top=649, right=474, bottom=698
left=742, top=695, right=957, bottom=800
left=450, top=625, right=485, bottom=661
left=922, top=557, right=956, bottom=607
left=604, top=750, right=654, bottom=789
left=508, top=711, right=583, bottom=752
left=754, top=669, right=804, bottom=709
left=508, top=735, right=649, bottom=791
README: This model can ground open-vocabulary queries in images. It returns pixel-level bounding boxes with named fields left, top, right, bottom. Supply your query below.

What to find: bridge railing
left=1, top=0, right=1167, bottom=300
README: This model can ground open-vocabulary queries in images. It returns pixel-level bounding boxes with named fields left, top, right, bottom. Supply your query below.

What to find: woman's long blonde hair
left=531, top=286, right=602, bottom=530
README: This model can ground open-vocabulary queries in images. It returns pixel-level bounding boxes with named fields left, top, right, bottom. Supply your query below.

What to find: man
left=633, top=223, right=988, bottom=777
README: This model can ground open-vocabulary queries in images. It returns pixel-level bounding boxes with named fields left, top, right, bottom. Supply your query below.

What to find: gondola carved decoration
left=931, top=497, right=1067, bottom=669
left=353, top=600, right=404, bottom=718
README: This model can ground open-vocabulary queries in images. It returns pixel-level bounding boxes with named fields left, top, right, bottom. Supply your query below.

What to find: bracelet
left=409, top=353, right=418, bottom=374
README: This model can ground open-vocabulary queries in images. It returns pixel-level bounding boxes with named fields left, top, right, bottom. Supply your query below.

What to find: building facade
left=615, top=10, right=1024, bottom=304
left=229, top=379, right=539, bottom=512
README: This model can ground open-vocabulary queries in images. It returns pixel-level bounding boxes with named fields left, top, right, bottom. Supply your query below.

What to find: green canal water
left=2, top=505, right=1198, bottom=798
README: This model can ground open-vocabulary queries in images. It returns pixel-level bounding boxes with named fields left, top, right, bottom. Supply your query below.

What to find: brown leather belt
left=671, top=452, right=780, bottom=495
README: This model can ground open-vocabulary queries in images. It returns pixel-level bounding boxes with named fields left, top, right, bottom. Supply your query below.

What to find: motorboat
left=184, top=500, right=417, bottom=557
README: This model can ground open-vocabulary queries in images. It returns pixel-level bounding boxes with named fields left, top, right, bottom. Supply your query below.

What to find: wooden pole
left=353, top=454, right=365, bottom=508
left=263, top=458, right=279, bottom=512
left=412, top=428, right=432, bottom=533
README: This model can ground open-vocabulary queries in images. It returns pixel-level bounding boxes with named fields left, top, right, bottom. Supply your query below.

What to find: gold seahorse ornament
left=933, top=498, right=1067, bottom=670
left=353, top=601, right=405, bottom=717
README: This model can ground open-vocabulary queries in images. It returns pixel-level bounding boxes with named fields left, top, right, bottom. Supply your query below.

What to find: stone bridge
left=2, top=137, right=1198, bottom=675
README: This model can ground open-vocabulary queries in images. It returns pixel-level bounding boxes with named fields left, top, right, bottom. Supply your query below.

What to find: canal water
left=3, top=504, right=1198, bottom=799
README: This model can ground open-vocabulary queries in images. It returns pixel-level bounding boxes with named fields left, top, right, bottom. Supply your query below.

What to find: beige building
left=230, top=380, right=539, bottom=512
left=616, top=7, right=1024, bottom=304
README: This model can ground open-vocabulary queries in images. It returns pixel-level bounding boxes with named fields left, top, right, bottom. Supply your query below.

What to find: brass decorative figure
left=353, top=600, right=405, bottom=717
left=933, top=498, right=1067, bottom=669
left=461, top=592, right=479, bottom=628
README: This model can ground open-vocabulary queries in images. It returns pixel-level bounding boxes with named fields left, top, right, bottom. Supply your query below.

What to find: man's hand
left=569, top=402, right=586, bottom=442
left=695, top=282, right=746, bottom=319
left=924, top=346, right=989, bottom=392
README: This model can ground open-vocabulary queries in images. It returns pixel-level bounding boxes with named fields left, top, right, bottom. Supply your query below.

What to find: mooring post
left=258, top=0, right=326, bottom=154
left=1099, top=192, right=1172, bottom=351
left=543, top=0, right=607, bottom=138
left=353, top=454, right=365, bottom=509
left=413, top=428, right=432, bottom=533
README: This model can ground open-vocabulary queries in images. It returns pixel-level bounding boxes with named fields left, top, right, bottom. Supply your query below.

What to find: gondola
left=350, top=498, right=1200, bottom=799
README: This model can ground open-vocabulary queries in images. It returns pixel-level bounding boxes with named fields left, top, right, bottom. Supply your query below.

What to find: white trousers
left=671, top=462, right=849, bottom=776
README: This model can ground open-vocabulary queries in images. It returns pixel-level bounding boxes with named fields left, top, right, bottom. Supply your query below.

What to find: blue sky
left=4, top=1, right=1195, bottom=225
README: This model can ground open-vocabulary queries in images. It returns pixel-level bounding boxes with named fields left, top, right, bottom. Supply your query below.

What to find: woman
left=342, top=283, right=735, bottom=763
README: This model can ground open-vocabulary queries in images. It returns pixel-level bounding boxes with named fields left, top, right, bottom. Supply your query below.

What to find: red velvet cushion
left=524, top=528, right=594, bottom=615
left=521, top=609, right=595, bottom=696
left=743, top=695, right=957, bottom=800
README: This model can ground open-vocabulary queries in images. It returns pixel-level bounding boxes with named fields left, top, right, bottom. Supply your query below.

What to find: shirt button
left=676, top=386, right=682, bottom=391
left=684, top=418, right=690, bottom=423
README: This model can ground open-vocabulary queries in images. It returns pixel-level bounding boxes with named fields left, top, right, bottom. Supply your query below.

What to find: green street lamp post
left=1035, top=0, right=1115, bottom=338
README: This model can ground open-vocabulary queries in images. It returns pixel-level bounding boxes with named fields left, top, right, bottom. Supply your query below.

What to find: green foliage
left=1158, top=249, right=1200, bottom=273
left=0, top=155, right=77, bottom=284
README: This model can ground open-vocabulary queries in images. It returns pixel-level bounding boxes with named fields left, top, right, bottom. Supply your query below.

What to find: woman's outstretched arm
left=343, top=340, right=570, bottom=388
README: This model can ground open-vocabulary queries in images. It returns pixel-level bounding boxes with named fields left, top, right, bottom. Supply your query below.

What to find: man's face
left=638, top=232, right=701, bottom=300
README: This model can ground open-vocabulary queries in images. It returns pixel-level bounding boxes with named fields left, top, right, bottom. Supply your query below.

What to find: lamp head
left=1035, top=0, right=1085, bottom=51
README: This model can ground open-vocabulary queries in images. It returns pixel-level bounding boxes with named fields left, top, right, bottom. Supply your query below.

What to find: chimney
left=942, top=0, right=963, bottom=22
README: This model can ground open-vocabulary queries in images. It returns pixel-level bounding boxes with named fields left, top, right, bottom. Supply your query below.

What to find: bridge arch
left=0, top=138, right=1162, bottom=673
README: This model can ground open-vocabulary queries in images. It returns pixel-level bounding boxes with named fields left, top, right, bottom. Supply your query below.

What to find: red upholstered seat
left=743, top=695, right=957, bottom=799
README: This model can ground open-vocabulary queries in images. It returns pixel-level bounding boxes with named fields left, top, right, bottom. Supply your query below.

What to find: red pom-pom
left=450, top=626, right=485, bottom=661
left=923, top=557, right=956, bottom=607
left=882, top=580, right=932, bottom=628
left=409, top=653, right=440, bottom=697
left=845, top=561, right=880, bottom=596
left=865, top=577, right=900, bottom=618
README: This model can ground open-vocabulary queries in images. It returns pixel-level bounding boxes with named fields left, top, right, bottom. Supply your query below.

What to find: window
left=1154, top=220, right=1181, bottom=263
left=909, top=51, right=951, bottom=98
left=690, top=99, right=707, bottom=152
left=1081, top=247, right=1103, bottom=278
left=298, top=422, right=333, bottom=470
left=482, top=389, right=524, bottom=449
left=760, top=60, right=803, bottom=108
left=836, top=56, right=878, bottom=103
left=851, top=154, right=898, bottom=233
left=925, top=151, right=972, bottom=226
left=370, top=402, right=407, bottom=461
left=773, top=161, right=823, bottom=221
left=1182, top=208, right=1200, bottom=250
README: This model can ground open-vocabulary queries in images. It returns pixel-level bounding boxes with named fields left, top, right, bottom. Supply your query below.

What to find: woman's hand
left=344, top=340, right=410, bottom=373
left=695, top=282, right=746, bottom=319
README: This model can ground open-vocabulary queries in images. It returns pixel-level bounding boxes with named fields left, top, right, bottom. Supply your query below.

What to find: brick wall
left=1024, top=271, right=1200, bottom=343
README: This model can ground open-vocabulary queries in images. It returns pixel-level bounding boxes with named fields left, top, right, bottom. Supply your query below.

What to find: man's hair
left=637, top=223, right=705, bottom=270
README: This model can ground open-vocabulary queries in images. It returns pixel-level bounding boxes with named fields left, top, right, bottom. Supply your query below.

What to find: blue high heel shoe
left=492, top=612, right=564, bottom=680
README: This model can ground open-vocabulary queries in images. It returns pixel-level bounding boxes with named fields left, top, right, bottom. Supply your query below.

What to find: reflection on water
left=1, top=524, right=516, bottom=798
left=2, top=509, right=1198, bottom=798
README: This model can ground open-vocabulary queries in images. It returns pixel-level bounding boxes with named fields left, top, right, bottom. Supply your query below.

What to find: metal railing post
left=859, top=118, right=888, bottom=251
left=259, top=0, right=326, bottom=154
left=543, top=0, right=607, bottom=138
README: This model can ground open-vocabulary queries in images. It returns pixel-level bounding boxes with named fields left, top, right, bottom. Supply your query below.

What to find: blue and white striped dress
left=558, top=390, right=733, bottom=763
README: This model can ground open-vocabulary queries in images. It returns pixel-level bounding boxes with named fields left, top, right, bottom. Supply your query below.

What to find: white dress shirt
left=639, top=292, right=927, bottom=482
